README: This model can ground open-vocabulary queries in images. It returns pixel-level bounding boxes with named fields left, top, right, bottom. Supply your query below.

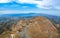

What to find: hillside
left=0, top=16, right=58, bottom=38
left=0, top=13, right=60, bottom=30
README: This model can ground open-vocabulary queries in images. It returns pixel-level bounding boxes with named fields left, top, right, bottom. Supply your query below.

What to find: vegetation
left=0, top=14, right=60, bottom=38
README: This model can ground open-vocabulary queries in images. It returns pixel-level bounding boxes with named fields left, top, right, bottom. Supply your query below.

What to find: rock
left=0, top=16, right=58, bottom=38
left=17, top=16, right=58, bottom=38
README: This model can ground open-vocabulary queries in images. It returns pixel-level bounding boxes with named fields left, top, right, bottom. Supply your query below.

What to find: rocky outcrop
left=15, top=16, right=57, bottom=38
left=0, top=16, right=58, bottom=38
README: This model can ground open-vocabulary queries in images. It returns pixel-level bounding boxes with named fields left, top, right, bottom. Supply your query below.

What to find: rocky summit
left=0, top=16, right=58, bottom=38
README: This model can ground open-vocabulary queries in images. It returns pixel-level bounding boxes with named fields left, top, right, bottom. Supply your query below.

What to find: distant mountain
left=0, top=13, right=59, bottom=16
left=0, top=13, right=60, bottom=29
left=0, top=13, right=60, bottom=22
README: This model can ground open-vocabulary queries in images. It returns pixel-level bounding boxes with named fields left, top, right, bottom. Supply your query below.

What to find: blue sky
left=0, top=0, right=60, bottom=16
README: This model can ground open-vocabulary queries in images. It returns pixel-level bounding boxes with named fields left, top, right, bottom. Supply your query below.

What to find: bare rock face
left=0, top=16, right=58, bottom=38
left=26, top=16, right=57, bottom=38
left=16, top=16, right=58, bottom=38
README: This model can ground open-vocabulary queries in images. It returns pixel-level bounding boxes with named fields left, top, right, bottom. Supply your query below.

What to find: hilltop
left=0, top=16, right=58, bottom=38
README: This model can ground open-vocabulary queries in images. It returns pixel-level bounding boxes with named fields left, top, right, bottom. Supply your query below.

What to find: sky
left=0, top=0, right=60, bottom=16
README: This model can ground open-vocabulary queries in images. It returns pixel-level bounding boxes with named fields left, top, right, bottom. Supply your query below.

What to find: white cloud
left=16, top=0, right=34, bottom=4
left=0, top=0, right=60, bottom=10
left=54, top=6, right=60, bottom=10
left=0, top=0, right=12, bottom=3
left=16, top=0, right=54, bottom=9
left=16, top=0, right=60, bottom=10
left=0, top=10, right=60, bottom=16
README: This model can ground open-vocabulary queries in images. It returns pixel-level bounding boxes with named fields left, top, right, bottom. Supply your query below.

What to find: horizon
left=0, top=0, right=60, bottom=16
left=0, top=12, right=60, bottom=17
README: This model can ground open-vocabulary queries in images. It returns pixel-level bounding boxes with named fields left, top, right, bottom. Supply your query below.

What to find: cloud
left=0, top=10, right=60, bottom=16
left=0, top=0, right=60, bottom=10
left=54, top=6, right=60, bottom=10
left=16, top=0, right=54, bottom=9
left=0, top=0, right=12, bottom=3
left=16, top=0, right=60, bottom=10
